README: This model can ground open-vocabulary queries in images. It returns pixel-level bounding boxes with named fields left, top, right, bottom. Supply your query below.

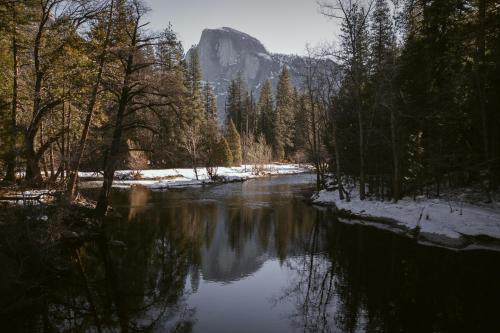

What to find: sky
left=142, top=0, right=340, bottom=55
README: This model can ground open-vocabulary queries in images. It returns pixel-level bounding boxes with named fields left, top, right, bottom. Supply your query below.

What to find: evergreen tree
left=292, top=88, right=307, bottom=158
left=215, top=137, right=233, bottom=167
left=257, top=80, right=274, bottom=145
left=274, top=66, right=295, bottom=160
left=226, top=73, right=246, bottom=131
left=157, top=23, right=184, bottom=71
left=369, top=0, right=395, bottom=78
left=203, top=83, right=217, bottom=120
left=337, top=3, right=371, bottom=199
left=187, top=48, right=204, bottom=125
left=367, top=0, right=400, bottom=199
left=226, top=119, right=242, bottom=166
left=245, top=91, right=257, bottom=135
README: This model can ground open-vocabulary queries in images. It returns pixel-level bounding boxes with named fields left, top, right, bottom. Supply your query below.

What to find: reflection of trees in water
left=7, top=184, right=499, bottom=332
left=3, top=189, right=222, bottom=332
left=65, top=201, right=205, bottom=332
left=275, top=213, right=341, bottom=333
left=127, top=186, right=151, bottom=220
left=224, top=195, right=319, bottom=262
left=278, top=211, right=500, bottom=333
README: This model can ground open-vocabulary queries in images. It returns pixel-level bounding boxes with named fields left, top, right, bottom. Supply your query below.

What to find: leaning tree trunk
left=67, top=0, right=115, bottom=201
left=95, top=13, right=138, bottom=216
left=25, top=12, right=47, bottom=184
left=95, top=88, right=129, bottom=216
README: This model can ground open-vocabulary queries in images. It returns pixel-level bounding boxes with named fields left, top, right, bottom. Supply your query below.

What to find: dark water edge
left=1, top=174, right=500, bottom=333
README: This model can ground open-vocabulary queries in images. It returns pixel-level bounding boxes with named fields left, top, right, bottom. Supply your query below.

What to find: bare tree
left=24, top=0, right=99, bottom=183
left=302, top=46, right=329, bottom=191
left=315, top=45, right=348, bottom=200
left=319, top=0, right=374, bottom=200
left=95, top=0, right=158, bottom=215
left=181, top=123, right=203, bottom=180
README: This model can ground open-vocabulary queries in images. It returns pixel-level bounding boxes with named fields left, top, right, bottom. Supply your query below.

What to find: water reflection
left=279, top=212, right=500, bottom=333
left=1, top=175, right=499, bottom=332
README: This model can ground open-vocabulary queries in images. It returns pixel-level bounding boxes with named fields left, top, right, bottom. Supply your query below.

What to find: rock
left=187, top=27, right=338, bottom=121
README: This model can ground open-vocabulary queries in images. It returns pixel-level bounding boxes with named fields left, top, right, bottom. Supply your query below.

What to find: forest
left=1, top=0, right=500, bottom=332
left=0, top=0, right=499, bottom=213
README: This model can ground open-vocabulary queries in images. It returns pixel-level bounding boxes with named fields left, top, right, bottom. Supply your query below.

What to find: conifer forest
left=0, top=1, right=499, bottom=332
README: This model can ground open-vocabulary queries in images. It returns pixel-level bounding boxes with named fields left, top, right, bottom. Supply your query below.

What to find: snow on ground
left=0, top=189, right=57, bottom=205
left=80, top=164, right=312, bottom=190
left=312, top=189, right=500, bottom=241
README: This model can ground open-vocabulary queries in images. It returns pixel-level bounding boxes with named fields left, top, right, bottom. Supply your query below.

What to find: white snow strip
left=312, top=189, right=500, bottom=240
left=257, top=52, right=272, bottom=61
left=80, top=164, right=312, bottom=190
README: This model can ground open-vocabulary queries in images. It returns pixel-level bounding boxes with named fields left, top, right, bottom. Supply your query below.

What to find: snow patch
left=312, top=189, right=500, bottom=241
left=80, top=164, right=312, bottom=190
left=257, top=52, right=272, bottom=61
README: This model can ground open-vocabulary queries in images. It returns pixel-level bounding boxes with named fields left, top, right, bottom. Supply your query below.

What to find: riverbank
left=79, top=163, right=312, bottom=189
left=312, top=188, right=500, bottom=251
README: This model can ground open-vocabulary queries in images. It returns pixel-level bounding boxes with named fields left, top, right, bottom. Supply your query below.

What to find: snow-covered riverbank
left=80, top=164, right=312, bottom=189
left=312, top=189, right=500, bottom=251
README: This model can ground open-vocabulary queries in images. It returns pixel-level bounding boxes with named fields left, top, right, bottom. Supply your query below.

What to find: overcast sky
left=142, top=0, right=339, bottom=55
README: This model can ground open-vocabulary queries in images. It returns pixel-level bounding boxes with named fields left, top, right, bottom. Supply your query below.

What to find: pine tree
left=245, top=91, right=257, bottom=135
left=274, top=66, right=295, bottom=161
left=226, top=73, right=246, bottom=131
left=337, top=4, right=371, bottom=200
left=203, top=83, right=217, bottom=120
left=257, top=80, right=274, bottom=145
left=187, top=48, right=204, bottom=125
left=157, top=23, right=184, bottom=71
left=368, top=0, right=400, bottom=199
left=369, top=0, right=395, bottom=78
left=217, top=137, right=233, bottom=167
left=292, top=88, right=307, bottom=157
left=226, top=119, right=242, bottom=166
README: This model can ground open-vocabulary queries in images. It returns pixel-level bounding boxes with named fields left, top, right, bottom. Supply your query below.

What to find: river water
left=2, top=174, right=500, bottom=332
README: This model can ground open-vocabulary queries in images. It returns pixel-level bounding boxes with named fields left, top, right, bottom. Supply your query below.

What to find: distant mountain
left=187, top=27, right=313, bottom=120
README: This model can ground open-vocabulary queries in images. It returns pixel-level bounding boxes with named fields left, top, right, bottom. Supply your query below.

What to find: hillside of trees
left=223, top=0, right=500, bottom=201
left=0, top=0, right=499, bottom=213
left=0, top=0, right=247, bottom=213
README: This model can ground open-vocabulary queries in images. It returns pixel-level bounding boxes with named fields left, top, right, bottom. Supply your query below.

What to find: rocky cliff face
left=187, top=27, right=309, bottom=120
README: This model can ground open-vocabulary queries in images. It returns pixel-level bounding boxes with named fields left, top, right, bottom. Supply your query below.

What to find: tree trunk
left=332, top=115, right=345, bottom=200
left=95, top=89, right=129, bottom=215
left=475, top=0, right=493, bottom=196
left=25, top=10, right=48, bottom=184
left=25, top=140, right=42, bottom=184
left=96, top=11, right=138, bottom=215
left=40, top=122, right=49, bottom=179
left=390, top=107, right=401, bottom=200
left=4, top=8, right=18, bottom=182
left=354, top=63, right=366, bottom=200
left=61, top=98, right=66, bottom=180
left=67, top=0, right=115, bottom=201
left=357, top=103, right=366, bottom=200
left=311, top=98, right=321, bottom=191
left=49, top=143, right=55, bottom=177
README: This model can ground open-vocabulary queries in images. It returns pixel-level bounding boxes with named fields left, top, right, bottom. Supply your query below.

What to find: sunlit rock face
left=187, top=27, right=307, bottom=121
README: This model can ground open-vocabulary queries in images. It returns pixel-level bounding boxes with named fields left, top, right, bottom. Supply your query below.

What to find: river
left=2, top=174, right=500, bottom=332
